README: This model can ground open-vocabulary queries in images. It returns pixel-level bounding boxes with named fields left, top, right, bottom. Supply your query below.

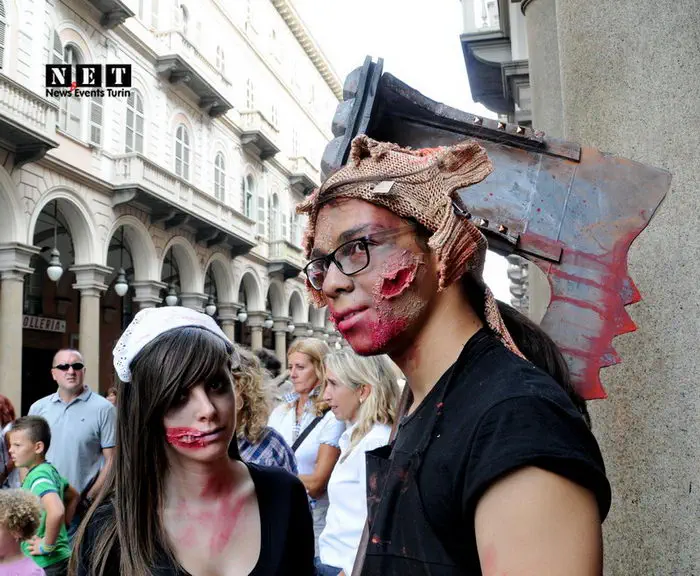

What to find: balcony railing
left=239, top=111, right=280, bottom=160
left=268, top=239, right=304, bottom=280
left=289, top=155, right=319, bottom=195
left=0, top=75, right=56, bottom=134
left=112, top=153, right=255, bottom=243
left=0, top=74, right=59, bottom=166
left=154, top=30, right=230, bottom=87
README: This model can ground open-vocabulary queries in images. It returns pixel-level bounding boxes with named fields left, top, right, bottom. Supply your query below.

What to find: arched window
left=214, top=152, right=225, bottom=201
left=174, top=124, right=190, bottom=180
left=125, top=90, right=144, bottom=153
left=270, top=193, right=279, bottom=241
left=0, top=0, right=7, bottom=69
left=243, top=175, right=254, bottom=219
left=246, top=79, right=254, bottom=110
left=216, top=46, right=225, bottom=74
left=59, top=45, right=82, bottom=138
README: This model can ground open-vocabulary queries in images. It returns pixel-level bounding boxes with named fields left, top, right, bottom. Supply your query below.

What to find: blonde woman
left=315, top=350, right=399, bottom=576
left=233, top=347, right=297, bottom=474
left=268, top=338, right=345, bottom=553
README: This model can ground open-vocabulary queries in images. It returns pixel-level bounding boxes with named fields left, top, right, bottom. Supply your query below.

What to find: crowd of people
left=0, top=314, right=402, bottom=576
left=0, top=134, right=611, bottom=576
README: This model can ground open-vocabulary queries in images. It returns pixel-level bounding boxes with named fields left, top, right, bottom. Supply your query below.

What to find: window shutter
left=0, top=0, right=7, bottom=70
left=90, top=97, right=103, bottom=146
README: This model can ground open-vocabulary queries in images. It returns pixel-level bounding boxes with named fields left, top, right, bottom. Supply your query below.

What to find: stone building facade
left=0, top=0, right=343, bottom=414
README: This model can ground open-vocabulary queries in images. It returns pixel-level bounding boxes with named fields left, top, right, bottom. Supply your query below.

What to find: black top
left=77, top=463, right=314, bottom=575
left=392, top=329, right=611, bottom=572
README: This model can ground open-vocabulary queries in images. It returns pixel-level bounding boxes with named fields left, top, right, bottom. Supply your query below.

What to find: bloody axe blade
left=322, top=58, right=671, bottom=400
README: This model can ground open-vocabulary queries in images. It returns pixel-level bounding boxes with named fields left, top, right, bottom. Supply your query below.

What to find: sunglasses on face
left=53, top=363, right=85, bottom=372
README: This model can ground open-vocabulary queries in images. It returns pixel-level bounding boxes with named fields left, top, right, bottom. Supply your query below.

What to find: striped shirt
left=238, top=427, right=298, bottom=475
left=20, top=462, right=71, bottom=568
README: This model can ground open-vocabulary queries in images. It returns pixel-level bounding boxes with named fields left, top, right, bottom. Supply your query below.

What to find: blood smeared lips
left=333, top=307, right=369, bottom=333
left=166, top=426, right=226, bottom=449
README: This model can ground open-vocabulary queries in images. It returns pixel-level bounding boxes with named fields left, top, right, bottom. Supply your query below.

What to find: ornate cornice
left=271, top=0, right=343, bottom=100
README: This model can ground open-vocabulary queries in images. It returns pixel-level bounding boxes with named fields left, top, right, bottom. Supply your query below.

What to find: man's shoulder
left=86, top=391, right=114, bottom=409
left=28, top=394, right=56, bottom=414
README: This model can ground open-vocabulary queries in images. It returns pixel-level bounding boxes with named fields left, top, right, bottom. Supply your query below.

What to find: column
left=522, top=0, right=564, bottom=137
left=132, top=280, right=166, bottom=309
left=246, top=312, right=265, bottom=351
left=217, top=302, right=240, bottom=343
left=272, top=318, right=289, bottom=362
left=179, top=292, right=208, bottom=313
left=535, top=1, right=700, bottom=571
left=0, top=243, right=39, bottom=412
left=71, top=265, right=110, bottom=392
left=312, top=328, right=326, bottom=340
left=292, top=322, right=310, bottom=341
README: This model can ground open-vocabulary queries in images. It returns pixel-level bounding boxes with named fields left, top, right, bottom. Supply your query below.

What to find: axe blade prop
left=321, top=57, right=671, bottom=400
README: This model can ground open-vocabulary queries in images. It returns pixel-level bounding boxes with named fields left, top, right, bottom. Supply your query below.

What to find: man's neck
left=392, top=283, right=483, bottom=412
left=165, top=455, right=240, bottom=504
left=58, top=386, right=84, bottom=403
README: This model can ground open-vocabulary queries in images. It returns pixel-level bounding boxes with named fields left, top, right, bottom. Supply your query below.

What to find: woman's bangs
left=145, top=327, right=232, bottom=407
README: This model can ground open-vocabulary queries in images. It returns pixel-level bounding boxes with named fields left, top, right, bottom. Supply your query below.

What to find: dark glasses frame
left=53, top=363, right=85, bottom=372
left=303, top=224, right=416, bottom=290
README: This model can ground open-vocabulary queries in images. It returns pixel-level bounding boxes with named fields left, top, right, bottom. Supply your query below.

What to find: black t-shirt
left=393, top=329, right=611, bottom=573
left=76, top=463, right=315, bottom=575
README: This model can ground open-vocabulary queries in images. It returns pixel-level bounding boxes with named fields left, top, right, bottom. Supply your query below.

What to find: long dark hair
left=461, top=275, right=591, bottom=428
left=69, top=327, right=237, bottom=576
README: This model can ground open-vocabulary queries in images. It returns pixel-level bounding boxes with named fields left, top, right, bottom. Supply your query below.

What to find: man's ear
left=34, top=441, right=45, bottom=456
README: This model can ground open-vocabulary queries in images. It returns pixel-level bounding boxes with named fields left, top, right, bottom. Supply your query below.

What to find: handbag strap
left=291, top=410, right=328, bottom=452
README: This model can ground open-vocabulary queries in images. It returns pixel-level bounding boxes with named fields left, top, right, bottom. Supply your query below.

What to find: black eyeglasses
left=53, top=363, right=85, bottom=372
left=303, top=225, right=415, bottom=291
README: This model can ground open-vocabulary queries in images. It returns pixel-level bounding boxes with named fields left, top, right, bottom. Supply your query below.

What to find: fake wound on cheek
left=374, top=250, right=423, bottom=300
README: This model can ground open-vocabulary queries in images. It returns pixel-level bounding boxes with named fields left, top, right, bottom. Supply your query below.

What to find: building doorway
left=21, top=348, right=57, bottom=415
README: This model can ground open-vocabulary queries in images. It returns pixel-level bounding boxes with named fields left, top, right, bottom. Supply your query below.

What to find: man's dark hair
left=11, top=416, right=52, bottom=453
left=254, top=348, right=282, bottom=379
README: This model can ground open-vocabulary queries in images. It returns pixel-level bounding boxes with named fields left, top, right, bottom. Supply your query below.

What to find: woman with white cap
left=69, top=307, right=314, bottom=576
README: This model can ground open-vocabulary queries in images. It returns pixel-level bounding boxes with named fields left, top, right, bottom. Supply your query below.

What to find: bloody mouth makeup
left=165, top=426, right=226, bottom=449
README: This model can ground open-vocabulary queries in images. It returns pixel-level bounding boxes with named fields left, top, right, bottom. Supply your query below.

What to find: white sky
left=292, top=0, right=512, bottom=303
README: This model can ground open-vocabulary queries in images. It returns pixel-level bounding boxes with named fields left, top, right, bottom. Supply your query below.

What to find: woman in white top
left=316, top=350, right=400, bottom=576
left=268, top=338, right=346, bottom=553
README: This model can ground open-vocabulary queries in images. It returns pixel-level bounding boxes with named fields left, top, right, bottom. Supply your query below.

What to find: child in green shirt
left=9, top=416, right=79, bottom=576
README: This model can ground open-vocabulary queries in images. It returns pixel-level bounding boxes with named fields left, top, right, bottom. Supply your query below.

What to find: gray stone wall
left=526, top=0, right=700, bottom=573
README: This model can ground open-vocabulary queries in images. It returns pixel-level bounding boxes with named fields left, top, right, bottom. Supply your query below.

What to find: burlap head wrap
left=297, top=134, right=523, bottom=357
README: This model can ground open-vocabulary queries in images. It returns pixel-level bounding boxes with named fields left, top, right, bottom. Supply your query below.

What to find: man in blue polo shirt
left=28, top=348, right=116, bottom=538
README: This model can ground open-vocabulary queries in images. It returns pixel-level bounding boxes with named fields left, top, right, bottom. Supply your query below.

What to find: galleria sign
left=23, top=315, right=66, bottom=333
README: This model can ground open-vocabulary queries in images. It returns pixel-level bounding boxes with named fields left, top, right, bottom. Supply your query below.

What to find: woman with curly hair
left=268, top=338, right=346, bottom=554
left=234, top=347, right=297, bottom=474
left=0, top=488, right=45, bottom=574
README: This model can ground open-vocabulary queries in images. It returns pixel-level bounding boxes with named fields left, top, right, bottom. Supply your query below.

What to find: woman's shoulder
left=247, top=462, right=306, bottom=502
